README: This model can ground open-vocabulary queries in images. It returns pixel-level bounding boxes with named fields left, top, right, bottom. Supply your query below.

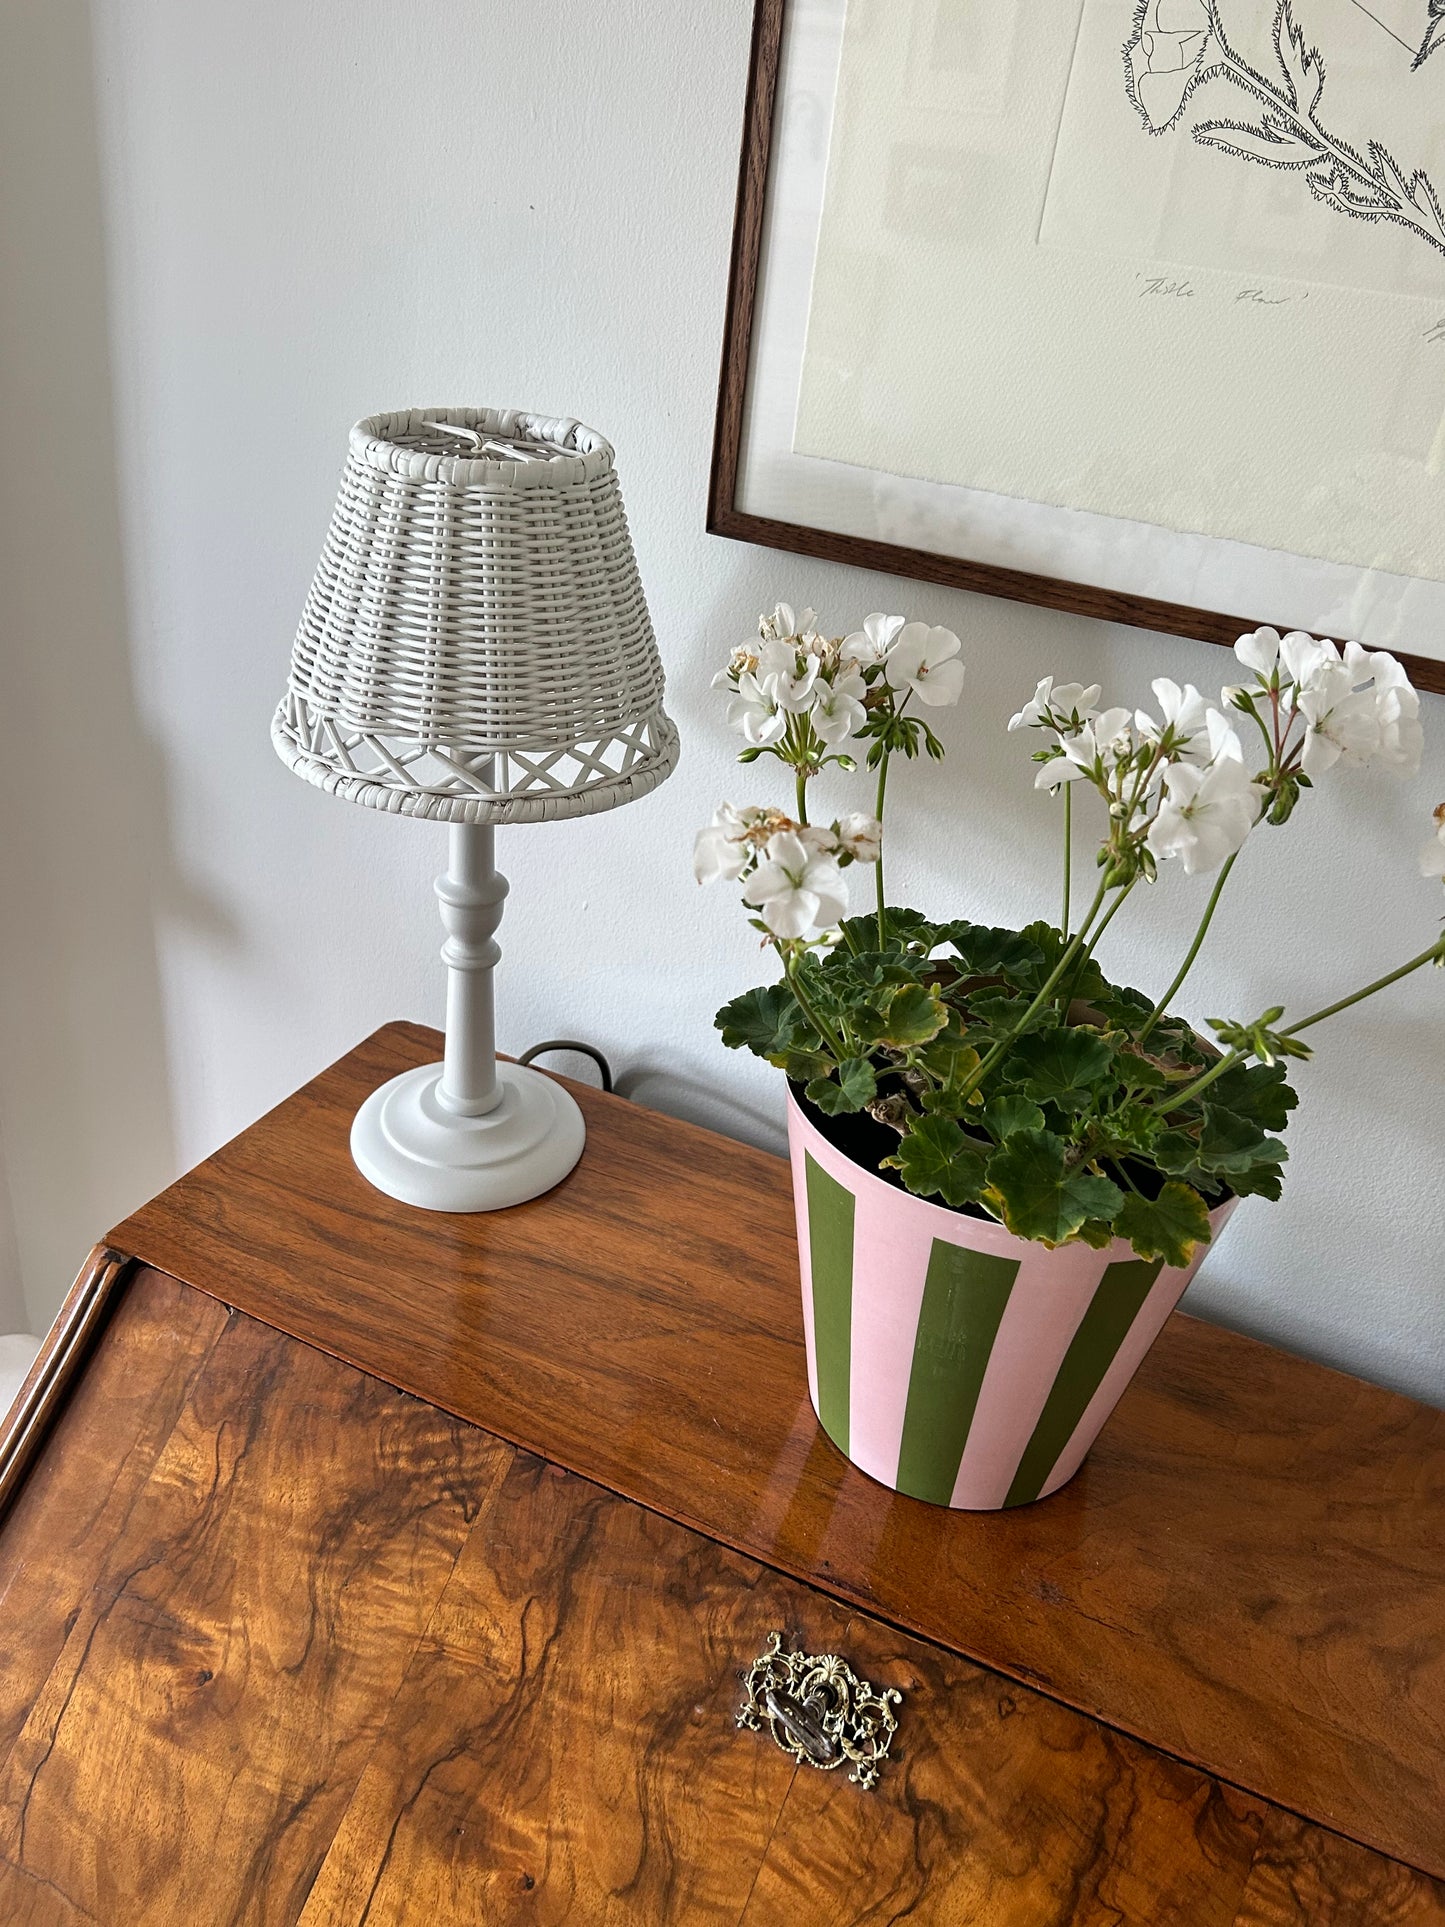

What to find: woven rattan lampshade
left=272, top=406, right=678, bottom=825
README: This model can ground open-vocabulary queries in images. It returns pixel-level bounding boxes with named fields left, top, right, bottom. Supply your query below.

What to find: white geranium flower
left=761, top=602, right=817, bottom=644
left=742, top=830, right=849, bottom=940
left=811, top=667, right=868, bottom=746
left=1376, top=683, right=1424, bottom=777
left=1422, top=806, right=1445, bottom=879
left=885, top=622, right=966, bottom=707
left=1137, top=677, right=1211, bottom=760
left=1009, top=678, right=1055, bottom=732
left=1280, top=630, right=1336, bottom=691
left=797, top=823, right=839, bottom=856
left=1010, top=675, right=1102, bottom=734
left=756, top=637, right=820, bottom=714
left=835, top=812, right=883, bottom=863
left=842, top=612, right=906, bottom=665
left=1203, top=708, right=1246, bottom=764
left=1234, top=627, right=1282, bottom=682
left=693, top=804, right=753, bottom=885
left=1297, top=663, right=1381, bottom=776
left=725, top=669, right=787, bottom=746
left=1344, top=643, right=1423, bottom=778
left=1146, top=752, right=1261, bottom=876
left=1033, top=707, right=1134, bottom=790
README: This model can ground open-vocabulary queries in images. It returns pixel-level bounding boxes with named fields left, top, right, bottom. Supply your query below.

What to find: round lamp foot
left=350, top=1060, right=585, bottom=1213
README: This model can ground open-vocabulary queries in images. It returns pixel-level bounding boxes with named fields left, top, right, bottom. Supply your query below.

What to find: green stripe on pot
left=805, top=1153, right=855, bottom=1453
left=1004, top=1257, right=1164, bottom=1507
left=895, top=1241, right=1020, bottom=1505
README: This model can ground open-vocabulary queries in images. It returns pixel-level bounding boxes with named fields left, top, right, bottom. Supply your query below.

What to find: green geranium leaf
left=963, top=989, right=1037, bottom=1029
left=1152, top=1128, right=1203, bottom=1174
left=805, top=1057, right=878, bottom=1116
left=1224, top=1160, right=1285, bottom=1201
left=882, top=1115, right=989, bottom=1209
left=1208, top=1062, right=1299, bottom=1135
left=943, top=922, right=1050, bottom=986
left=1097, top=1099, right=1167, bottom=1158
left=867, top=982, right=948, bottom=1048
left=1195, top=1105, right=1287, bottom=1175
left=917, top=1033, right=982, bottom=1092
left=984, top=1130, right=1124, bottom=1246
left=714, top=983, right=806, bottom=1060
left=837, top=908, right=938, bottom=955
left=1114, top=1048, right=1170, bottom=1091
left=1009, top=1028, right=1117, bottom=1114
left=778, top=1048, right=834, bottom=1083
left=1116, top=1182, right=1213, bottom=1268
left=981, top=1094, right=1046, bottom=1142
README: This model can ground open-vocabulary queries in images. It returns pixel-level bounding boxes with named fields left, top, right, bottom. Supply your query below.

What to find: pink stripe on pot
left=1038, top=1199, right=1240, bottom=1499
left=949, top=1245, right=1104, bottom=1511
left=844, top=1165, right=937, bottom=1489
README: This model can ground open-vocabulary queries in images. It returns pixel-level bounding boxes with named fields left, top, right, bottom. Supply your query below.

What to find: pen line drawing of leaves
left=1417, top=0, right=1445, bottom=68
left=1124, top=0, right=1445, bottom=260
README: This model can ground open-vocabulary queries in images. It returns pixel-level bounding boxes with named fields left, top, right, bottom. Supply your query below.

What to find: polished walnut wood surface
left=3, top=1266, right=1439, bottom=1924
left=110, top=1021, right=1445, bottom=1881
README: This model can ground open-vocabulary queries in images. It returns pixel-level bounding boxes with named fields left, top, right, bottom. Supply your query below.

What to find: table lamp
left=273, top=407, right=678, bottom=1211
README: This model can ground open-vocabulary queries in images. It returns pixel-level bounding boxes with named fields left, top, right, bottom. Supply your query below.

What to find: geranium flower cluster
left=699, top=605, right=965, bottom=937
left=1010, top=629, right=1424, bottom=887
left=697, top=598, right=1443, bottom=1265
left=714, top=604, right=964, bottom=761
left=1012, top=674, right=1261, bottom=880
left=694, top=803, right=883, bottom=940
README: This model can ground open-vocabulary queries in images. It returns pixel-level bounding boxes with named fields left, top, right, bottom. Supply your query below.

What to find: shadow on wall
left=0, top=0, right=178, bottom=1330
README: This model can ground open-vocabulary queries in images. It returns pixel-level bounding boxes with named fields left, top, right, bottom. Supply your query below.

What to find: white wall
left=0, top=0, right=1439, bottom=1403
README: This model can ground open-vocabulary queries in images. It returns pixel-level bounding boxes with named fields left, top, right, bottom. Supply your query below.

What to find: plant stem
left=874, top=752, right=891, bottom=948
left=1059, top=877, right=1136, bottom=1011
left=782, top=950, right=848, bottom=1062
left=1061, top=785, right=1072, bottom=939
left=795, top=766, right=809, bottom=827
left=1153, top=1048, right=1244, bottom=1117
left=1282, top=938, right=1445, bottom=1038
left=953, top=875, right=1114, bottom=1106
left=1138, top=851, right=1238, bottom=1047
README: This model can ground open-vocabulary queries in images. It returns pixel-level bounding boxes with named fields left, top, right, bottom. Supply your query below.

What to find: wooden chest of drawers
left=1, top=1022, right=1442, bottom=1922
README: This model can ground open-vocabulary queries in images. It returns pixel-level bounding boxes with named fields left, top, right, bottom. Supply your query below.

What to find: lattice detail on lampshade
left=272, top=407, right=679, bottom=825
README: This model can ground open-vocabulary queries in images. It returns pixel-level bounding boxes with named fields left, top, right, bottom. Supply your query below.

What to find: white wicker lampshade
left=272, top=406, right=678, bottom=824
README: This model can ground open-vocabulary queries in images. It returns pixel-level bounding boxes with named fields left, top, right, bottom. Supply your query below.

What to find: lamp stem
left=436, top=820, right=508, bottom=1116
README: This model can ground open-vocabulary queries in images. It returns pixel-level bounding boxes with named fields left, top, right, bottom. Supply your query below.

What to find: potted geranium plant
left=696, top=605, right=1442, bottom=1509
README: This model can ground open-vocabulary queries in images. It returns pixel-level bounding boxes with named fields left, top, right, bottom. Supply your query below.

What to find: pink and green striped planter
left=787, top=1092, right=1236, bottom=1509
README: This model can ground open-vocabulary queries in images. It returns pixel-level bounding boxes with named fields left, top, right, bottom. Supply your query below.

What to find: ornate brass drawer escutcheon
left=736, top=1632, right=902, bottom=1789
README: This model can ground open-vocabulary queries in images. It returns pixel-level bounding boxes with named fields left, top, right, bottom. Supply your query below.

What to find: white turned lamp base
left=351, top=1059, right=586, bottom=1214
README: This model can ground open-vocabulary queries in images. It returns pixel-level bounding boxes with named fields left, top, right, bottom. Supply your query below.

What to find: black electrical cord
left=517, top=1039, right=614, bottom=1093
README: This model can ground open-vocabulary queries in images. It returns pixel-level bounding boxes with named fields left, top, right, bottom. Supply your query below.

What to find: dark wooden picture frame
left=707, top=0, right=1445, bottom=696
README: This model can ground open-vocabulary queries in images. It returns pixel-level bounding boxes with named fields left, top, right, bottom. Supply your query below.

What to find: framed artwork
left=709, top=0, right=1445, bottom=692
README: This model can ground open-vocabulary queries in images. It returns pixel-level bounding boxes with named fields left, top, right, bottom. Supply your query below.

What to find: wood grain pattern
left=0, top=1283, right=509, bottom=1925
left=0, top=1255, right=1435, bottom=1921
left=301, top=1448, right=1269, bottom=1927
left=0, top=1266, right=228, bottom=1771
left=1232, top=1811, right=1445, bottom=1925
left=0, top=1247, right=136, bottom=1528
left=299, top=1450, right=813, bottom=1925
left=110, top=1022, right=1445, bottom=1880
left=705, top=0, right=1445, bottom=698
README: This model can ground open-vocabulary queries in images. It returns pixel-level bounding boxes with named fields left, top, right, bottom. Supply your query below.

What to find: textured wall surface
left=0, top=0, right=1440, bottom=1402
